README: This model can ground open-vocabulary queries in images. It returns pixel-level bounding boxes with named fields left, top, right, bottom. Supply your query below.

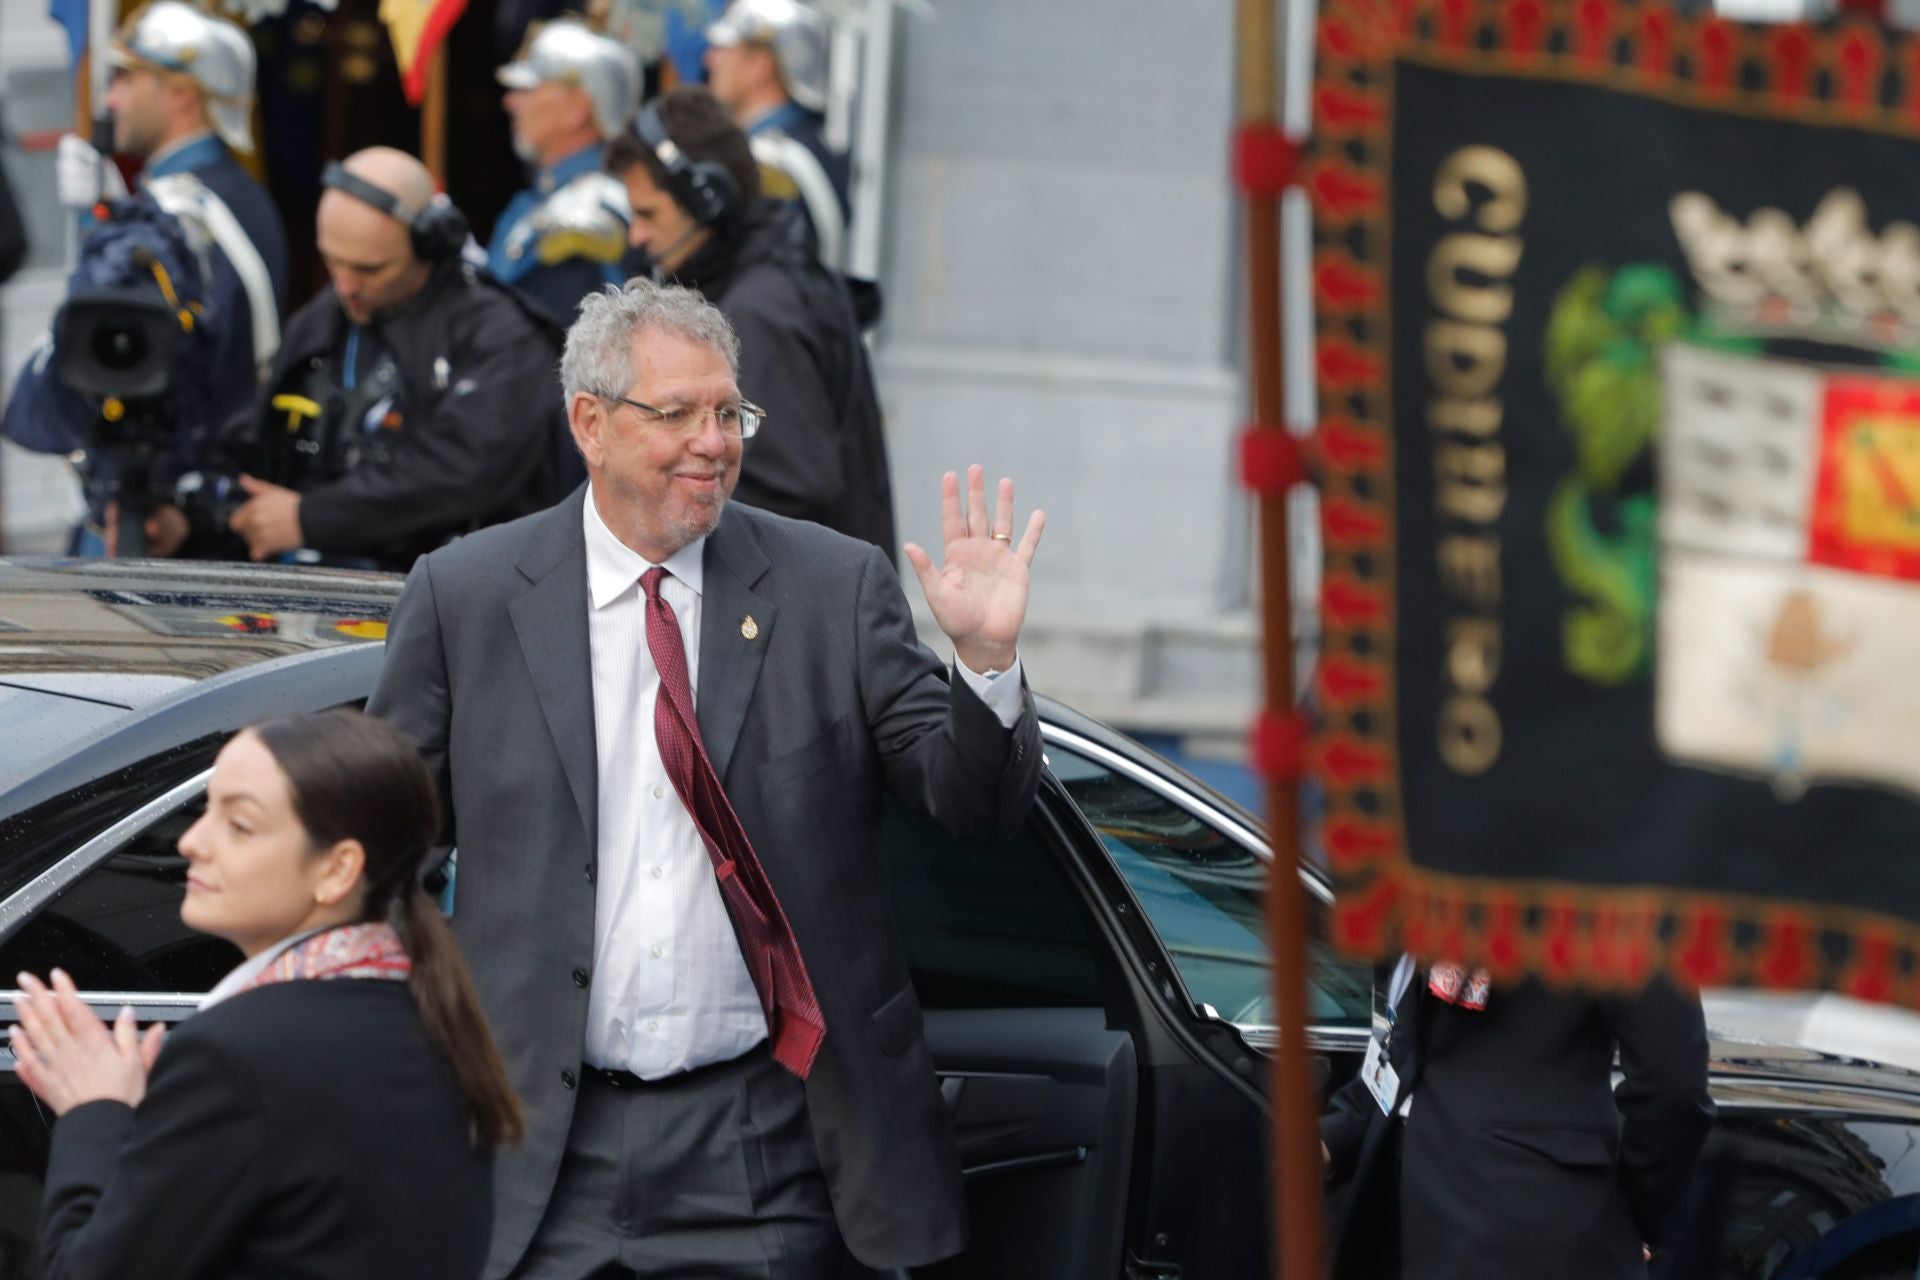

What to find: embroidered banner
left=1312, top=0, right=1920, bottom=999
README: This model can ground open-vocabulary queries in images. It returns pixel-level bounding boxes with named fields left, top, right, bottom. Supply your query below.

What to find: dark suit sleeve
left=40, top=1029, right=267, bottom=1280
left=1605, top=978, right=1715, bottom=1249
left=1319, top=1071, right=1377, bottom=1187
left=852, top=545, right=1042, bottom=841
left=729, top=289, right=846, bottom=523
left=366, top=555, right=457, bottom=844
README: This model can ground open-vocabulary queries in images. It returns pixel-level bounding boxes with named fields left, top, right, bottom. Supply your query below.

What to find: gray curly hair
left=559, top=278, right=741, bottom=403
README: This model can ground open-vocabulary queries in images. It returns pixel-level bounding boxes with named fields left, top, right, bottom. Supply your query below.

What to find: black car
left=0, top=558, right=1917, bottom=1280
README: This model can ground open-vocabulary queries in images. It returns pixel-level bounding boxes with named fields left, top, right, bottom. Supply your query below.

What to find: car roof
left=0, top=559, right=399, bottom=820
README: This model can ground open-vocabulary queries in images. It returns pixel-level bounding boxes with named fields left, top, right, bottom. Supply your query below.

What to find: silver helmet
left=496, top=19, right=643, bottom=141
left=705, top=0, right=829, bottom=114
left=110, top=1, right=258, bottom=154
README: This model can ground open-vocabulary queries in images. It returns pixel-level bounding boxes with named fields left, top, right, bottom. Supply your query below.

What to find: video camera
left=51, top=190, right=214, bottom=556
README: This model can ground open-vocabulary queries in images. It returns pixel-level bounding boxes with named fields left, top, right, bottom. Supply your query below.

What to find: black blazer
left=1321, top=975, right=1715, bottom=1280
left=39, top=980, right=492, bottom=1280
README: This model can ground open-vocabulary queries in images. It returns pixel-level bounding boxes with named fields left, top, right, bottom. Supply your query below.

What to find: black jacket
left=39, top=980, right=492, bottom=1280
left=1321, top=974, right=1715, bottom=1280
left=214, top=260, right=567, bottom=570
left=667, top=200, right=896, bottom=555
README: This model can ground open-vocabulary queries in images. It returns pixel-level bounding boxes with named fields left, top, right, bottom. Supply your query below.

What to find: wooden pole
left=74, top=53, right=93, bottom=136
left=1236, top=0, right=1324, bottom=1275
left=422, top=46, right=448, bottom=187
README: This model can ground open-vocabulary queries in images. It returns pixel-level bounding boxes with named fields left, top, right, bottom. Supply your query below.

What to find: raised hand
left=8, top=969, right=160, bottom=1115
left=903, top=465, right=1045, bottom=675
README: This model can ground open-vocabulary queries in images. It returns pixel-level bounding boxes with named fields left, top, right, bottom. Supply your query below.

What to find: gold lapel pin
left=741, top=615, right=760, bottom=640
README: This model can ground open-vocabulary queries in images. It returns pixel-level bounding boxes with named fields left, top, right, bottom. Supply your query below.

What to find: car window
left=1046, top=742, right=1371, bottom=1029
left=886, top=798, right=1105, bottom=1010
left=0, top=796, right=240, bottom=994
left=0, top=737, right=217, bottom=901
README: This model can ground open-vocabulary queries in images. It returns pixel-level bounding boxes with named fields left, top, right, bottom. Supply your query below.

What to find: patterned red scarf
left=237, top=922, right=412, bottom=994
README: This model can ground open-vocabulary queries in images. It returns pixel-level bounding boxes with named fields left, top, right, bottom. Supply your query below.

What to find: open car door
left=886, top=708, right=1373, bottom=1279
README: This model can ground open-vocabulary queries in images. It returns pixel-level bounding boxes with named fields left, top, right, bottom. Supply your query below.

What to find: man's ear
left=171, top=79, right=211, bottom=133
left=550, top=85, right=585, bottom=135
left=749, top=45, right=782, bottom=92
left=568, top=392, right=607, bottom=470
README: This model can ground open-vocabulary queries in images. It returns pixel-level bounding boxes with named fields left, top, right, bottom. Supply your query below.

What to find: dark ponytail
left=247, top=709, right=524, bottom=1148
left=393, top=883, right=524, bottom=1147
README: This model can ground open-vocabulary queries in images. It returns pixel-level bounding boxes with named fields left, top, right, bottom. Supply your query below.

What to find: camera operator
left=606, top=88, right=894, bottom=552
left=149, top=147, right=568, bottom=572
left=2, top=1, right=287, bottom=555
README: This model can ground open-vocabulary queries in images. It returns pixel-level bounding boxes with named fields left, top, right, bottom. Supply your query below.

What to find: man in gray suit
left=368, top=277, right=1046, bottom=1279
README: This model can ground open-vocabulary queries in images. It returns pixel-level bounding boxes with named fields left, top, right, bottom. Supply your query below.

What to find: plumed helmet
left=110, top=1, right=258, bottom=153
left=705, top=0, right=829, bottom=114
left=496, top=19, right=643, bottom=141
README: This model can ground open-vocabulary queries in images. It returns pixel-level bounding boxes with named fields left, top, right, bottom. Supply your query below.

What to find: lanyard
left=343, top=326, right=362, bottom=391
left=1379, top=953, right=1418, bottom=1049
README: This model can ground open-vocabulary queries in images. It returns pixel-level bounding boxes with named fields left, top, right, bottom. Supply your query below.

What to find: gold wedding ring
left=990, top=532, right=1012, bottom=542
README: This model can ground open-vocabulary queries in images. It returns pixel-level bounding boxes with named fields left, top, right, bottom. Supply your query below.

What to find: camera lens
left=91, top=323, right=149, bottom=372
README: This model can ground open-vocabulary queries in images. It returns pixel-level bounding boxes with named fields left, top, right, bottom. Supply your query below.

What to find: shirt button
left=560, top=1069, right=577, bottom=1090
left=650, top=866, right=664, bottom=880
left=584, top=862, right=596, bottom=884
left=650, top=944, right=664, bottom=959
left=652, top=785, right=665, bottom=800
left=644, top=1019, right=659, bottom=1034
left=572, top=968, right=590, bottom=988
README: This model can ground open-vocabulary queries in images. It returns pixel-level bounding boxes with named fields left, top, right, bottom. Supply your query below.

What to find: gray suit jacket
left=368, top=488, right=1043, bottom=1274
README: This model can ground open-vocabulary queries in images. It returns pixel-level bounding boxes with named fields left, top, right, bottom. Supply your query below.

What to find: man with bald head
left=156, top=146, right=568, bottom=570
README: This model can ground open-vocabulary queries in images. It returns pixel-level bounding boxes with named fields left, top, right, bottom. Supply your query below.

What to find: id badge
left=1360, top=1032, right=1401, bottom=1117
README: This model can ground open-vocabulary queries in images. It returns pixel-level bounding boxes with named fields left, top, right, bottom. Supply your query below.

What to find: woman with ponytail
left=8, top=708, right=521, bottom=1280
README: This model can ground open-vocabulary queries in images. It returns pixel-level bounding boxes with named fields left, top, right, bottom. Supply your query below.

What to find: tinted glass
left=0, top=795, right=240, bottom=994
left=0, top=737, right=217, bottom=898
left=1047, top=744, right=1371, bottom=1028
left=1708, top=1112, right=1920, bottom=1278
left=886, top=798, right=1104, bottom=1010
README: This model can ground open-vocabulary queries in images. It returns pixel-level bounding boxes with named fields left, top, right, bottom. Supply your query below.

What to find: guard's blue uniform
left=150, top=134, right=290, bottom=425
left=486, top=143, right=629, bottom=325
left=746, top=101, right=849, bottom=222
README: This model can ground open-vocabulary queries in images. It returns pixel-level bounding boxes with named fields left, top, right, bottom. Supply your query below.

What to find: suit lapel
left=509, top=490, right=599, bottom=851
left=698, top=507, right=776, bottom=784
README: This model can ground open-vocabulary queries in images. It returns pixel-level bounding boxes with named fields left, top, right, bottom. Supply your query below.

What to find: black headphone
left=633, top=101, right=741, bottom=227
left=321, top=161, right=470, bottom=262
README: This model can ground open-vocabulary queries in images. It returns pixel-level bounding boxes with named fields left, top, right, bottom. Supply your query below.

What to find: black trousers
left=509, top=1046, right=849, bottom=1280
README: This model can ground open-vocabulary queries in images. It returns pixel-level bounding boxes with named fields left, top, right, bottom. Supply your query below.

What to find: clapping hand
left=9, top=969, right=165, bottom=1116
left=903, top=465, right=1045, bottom=675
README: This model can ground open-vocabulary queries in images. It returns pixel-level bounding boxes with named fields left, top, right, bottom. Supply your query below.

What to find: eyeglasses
left=597, top=391, right=765, bottom=440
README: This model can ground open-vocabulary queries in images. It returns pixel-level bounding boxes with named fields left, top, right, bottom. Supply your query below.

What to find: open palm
left=904, top=467, right=1045, bottom=674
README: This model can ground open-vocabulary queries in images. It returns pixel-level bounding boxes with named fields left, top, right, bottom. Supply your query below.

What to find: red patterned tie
left=641, top=567, right=826, bottom=1077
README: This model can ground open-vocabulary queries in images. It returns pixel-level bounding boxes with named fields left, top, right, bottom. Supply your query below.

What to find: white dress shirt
left=579, top=489, right=1026, bottom=1077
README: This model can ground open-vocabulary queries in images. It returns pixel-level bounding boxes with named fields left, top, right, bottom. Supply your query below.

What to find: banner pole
left=422, top=45, right=448, bottom=187
left=1236, top=0, right=1324, bottom=1275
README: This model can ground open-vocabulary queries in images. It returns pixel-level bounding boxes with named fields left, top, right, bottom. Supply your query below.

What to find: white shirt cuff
left=954, top=652, right=1024, bottom=730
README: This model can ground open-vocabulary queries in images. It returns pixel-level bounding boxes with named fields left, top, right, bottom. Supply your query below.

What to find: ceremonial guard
left=704, top=0, right=851, bottom=270
left=489, top=19, right=642, bottom=323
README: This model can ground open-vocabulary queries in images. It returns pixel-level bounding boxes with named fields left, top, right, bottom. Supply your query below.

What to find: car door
left=0, top=753, right=234, bottom=1276
left=887, top=718, right=1372, bottom=1280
